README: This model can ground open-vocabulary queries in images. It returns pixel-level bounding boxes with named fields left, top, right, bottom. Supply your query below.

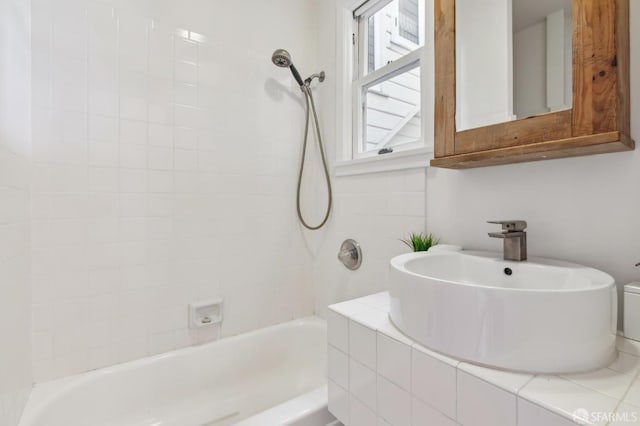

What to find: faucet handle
left=488, top=220, right=527, bottom=232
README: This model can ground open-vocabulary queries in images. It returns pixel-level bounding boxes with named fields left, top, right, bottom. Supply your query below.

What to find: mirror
left=432, top=0, right=632, bottom=169
left=455, top=0, right=573, bottom=131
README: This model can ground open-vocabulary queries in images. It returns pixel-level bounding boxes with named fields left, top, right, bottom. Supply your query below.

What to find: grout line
left=516, top=374, right=537, bottom=397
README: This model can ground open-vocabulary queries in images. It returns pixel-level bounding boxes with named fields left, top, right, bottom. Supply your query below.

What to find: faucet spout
left=488, top=231, right=526, bottom=239
left=488, top=221, right=527, bottom=261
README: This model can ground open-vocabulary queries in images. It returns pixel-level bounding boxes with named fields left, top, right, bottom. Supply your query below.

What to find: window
left=351, top=0, right=427, bottom=161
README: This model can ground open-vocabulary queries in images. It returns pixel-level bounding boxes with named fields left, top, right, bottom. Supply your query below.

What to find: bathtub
left=19, top=317, right=337, bottom=426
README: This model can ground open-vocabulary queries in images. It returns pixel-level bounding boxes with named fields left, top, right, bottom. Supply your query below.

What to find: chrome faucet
left=488, top=220, right=527, bottom=261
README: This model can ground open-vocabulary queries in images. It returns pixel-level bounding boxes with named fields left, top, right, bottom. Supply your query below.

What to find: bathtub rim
left=19, top=316, right=327, bottom=426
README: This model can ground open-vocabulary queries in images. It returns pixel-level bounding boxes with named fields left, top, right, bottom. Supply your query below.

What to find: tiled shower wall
left=311, top=170, right=428, bottom=318
left=310, top=0, right=428, bottom=317
left=0, top=0, right=32, bottom=423
left=30, top=0, right=318, bottom=381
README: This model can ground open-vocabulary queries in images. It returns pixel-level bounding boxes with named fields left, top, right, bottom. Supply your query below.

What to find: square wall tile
left=328, top=345, right=349, bottom=389
left=412, top=397, right=457, bottom=426
left=350, top=320, right=376, bottom=370
left=457, top=371, right=516, bottom=426
left=411, top=346, right=457, bottom=420
left=377, top=332, right=411, bottom=390
left=350, top=358, right=377, bottom=411
left=378, top=375, right=411, bottom=426
left=327, top=310, right=349, bottom=353
left=329, top=379, right=349, bottom=425
left=350, top=394, right=377, bottom=426
left=517, top=399, right=577, bottom=426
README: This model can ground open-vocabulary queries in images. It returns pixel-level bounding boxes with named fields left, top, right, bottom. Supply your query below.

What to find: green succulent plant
left=400, top=232, right=439, bottom=252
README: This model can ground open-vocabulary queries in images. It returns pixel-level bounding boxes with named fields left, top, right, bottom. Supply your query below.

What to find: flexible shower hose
left=296, top=85, right=332, bottom=230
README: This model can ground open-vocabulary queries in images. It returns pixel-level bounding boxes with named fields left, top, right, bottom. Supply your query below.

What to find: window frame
left=336, top=0, right=433, bottom=175
left=353, top=51, right=423, bottom=158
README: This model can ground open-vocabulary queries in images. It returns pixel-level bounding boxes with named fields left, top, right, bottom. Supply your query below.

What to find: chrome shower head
left=272, top=48, right=304, bottom=87
left=272, top=49, right=292, bottom=68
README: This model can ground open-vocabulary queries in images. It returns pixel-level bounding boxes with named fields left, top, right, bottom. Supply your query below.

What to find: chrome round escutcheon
left=338, top=239, right=362, bottom=270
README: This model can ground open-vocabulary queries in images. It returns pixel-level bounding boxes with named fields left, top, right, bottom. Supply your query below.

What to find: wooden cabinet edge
left=430, top=132, right=635, bottom=169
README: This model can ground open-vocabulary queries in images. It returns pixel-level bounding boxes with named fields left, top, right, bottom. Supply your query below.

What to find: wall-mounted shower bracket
left=304, top=71, right=325, bottom=87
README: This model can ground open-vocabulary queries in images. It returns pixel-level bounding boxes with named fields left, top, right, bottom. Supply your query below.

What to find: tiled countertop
left=327, top=292, right=640, bottom=426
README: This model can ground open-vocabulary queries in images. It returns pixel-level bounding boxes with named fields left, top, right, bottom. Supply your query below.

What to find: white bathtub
left=19, top=317, right=337, bottom=426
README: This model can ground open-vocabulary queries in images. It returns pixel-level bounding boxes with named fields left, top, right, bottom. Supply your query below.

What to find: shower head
left=271, top=48, right=304, bottom=88
left=272, top=49, right=292, bottom=68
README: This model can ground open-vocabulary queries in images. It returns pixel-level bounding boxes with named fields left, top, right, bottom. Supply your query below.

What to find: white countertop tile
left=623, top=376, right=640, bottom=407
left=519, top=376, right=619, bottom=425
left=329, top=299, right=370, bottom=318
left=609, top=350, right=640, bottom=377
left=617, top=336, right=640, bottom=357
left=609, top=402, right=640, bottom=425
left=561, top=367, right=636, bottom=399
left=458, top=362, right=533, bottom=394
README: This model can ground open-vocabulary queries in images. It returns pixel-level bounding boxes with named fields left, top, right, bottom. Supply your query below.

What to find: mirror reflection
left=456, top=0, right=572, bottom=131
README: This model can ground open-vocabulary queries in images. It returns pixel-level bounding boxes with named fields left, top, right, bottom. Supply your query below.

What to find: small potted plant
left=400, top=232, right=439, bottom=252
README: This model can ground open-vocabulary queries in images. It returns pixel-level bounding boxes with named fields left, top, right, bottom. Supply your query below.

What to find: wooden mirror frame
left=431, top=0, right=633, bottom=169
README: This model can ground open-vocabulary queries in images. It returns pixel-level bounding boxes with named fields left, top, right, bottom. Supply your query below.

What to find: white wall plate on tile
left=189, top=298, right=223, bottom=328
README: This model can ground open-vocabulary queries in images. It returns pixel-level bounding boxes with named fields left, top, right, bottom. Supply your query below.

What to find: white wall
left=30, top=0, right=318, bottom=382
left=0, top=0, right=32, bottom=424
left=427, top=2, right=640, bottom=328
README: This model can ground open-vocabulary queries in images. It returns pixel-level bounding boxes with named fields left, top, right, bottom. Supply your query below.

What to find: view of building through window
left=357, top=0, right=425, bottom=155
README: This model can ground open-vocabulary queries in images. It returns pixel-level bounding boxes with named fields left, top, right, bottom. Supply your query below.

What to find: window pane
left=362, top=63, right=421, bottom=154
left=364, top=0, right=424, bottom=74
left=399, top=0, right=419, bottom=44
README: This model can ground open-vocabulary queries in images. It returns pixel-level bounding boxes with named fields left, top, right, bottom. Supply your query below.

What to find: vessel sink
left=388, top=249, right=617, bottom=373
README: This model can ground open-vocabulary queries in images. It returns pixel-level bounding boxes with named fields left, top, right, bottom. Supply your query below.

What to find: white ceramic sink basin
left=388, top=249, right=617, bottom=373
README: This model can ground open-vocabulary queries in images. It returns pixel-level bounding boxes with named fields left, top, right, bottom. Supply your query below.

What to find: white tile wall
left=516, top=399, right=576, bottom=426
left=350, top=358, right=376, bottom=410
left=329, top=293, right=640, bottom=426
left=30, top=0, right=319, bottom=381
left=412, top=345, right=457, bottom=419
left=412, top=397, right=457, bottom=426
left=377, top=374, right=411, bottom=426
left=328, top=309, right=350, bottom=353
left=457, top=371, right=517, bottom=426
left=329, top=344, right=349, bottom=390
left=311, top=168, right=428, bottom=319
left=329, top=379, right=349, bottom=424
left=350, top=321, right=377, bottom=370
left=0, top=0, right=32, bottom=423
left=350, top=394, right=377, bottom=426
left=377, top=333, right=411, bottom=391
